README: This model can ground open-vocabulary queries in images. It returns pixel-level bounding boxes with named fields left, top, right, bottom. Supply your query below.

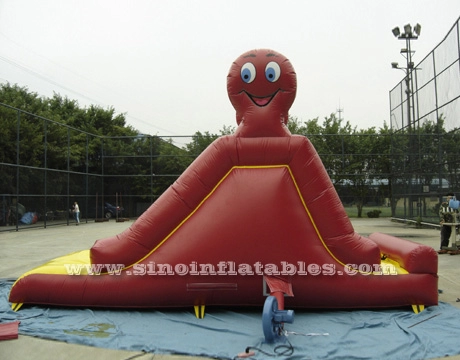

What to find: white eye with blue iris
left=265, top=61, right=281, bottom=82
left=241, top=63, right=256, bottom=83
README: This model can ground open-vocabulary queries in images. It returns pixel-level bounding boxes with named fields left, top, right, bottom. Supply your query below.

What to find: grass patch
left=343, top=206, right=392, bottom=218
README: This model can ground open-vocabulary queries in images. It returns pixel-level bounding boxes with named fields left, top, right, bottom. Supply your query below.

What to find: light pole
left=391, top=23, right=421, bottom=132
left=391, top=23, right=421, bottom=219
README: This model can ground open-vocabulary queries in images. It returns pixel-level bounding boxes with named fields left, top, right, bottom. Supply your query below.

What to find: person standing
left=438, top=192, right=457, bottom=254
left=73, top=201, right=80, bottom=225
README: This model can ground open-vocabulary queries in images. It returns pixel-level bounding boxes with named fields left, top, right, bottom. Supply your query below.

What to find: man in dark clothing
left=438, top=192, right=458, bottom=254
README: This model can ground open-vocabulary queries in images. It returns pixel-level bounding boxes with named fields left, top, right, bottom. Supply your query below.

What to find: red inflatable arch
left=9, top=49, right=438, bottom=314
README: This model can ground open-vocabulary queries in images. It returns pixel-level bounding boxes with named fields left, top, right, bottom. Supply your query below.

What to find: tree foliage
left=287, top=114, right=459, bottom=218
left=288, top=114, right=391, bottom=216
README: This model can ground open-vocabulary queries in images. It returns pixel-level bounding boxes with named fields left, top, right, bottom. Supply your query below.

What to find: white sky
left=1, top=1, right=459, bottom=136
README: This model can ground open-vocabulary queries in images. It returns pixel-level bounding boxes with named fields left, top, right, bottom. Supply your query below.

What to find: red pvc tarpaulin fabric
left=0, top=321, right=20, bottom=340
left=9, top=49, right=438, bottom=311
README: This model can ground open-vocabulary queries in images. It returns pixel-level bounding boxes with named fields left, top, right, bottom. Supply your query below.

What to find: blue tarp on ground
left=1, top=279, right=460, bottom=360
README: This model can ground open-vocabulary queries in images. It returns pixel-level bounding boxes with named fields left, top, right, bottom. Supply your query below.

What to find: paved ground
left=0, top=217, right=459, bottom=360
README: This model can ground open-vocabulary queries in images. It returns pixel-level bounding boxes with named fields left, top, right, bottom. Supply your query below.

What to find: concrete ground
left=0, top=217, right=459, bottom=360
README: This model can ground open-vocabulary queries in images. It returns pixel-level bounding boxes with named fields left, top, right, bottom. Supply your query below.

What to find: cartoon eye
left=265, top=61, right=281, bottom=82
left=241, top=63, right=256, bottom=83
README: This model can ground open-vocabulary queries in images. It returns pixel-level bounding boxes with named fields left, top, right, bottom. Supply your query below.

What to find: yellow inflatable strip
left=380, top=258, right=408, bottom=275
left=13, top=250, right=91, bottom=284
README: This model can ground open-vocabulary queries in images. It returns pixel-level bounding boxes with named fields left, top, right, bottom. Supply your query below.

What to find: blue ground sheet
left=1, top=280, right=460, bottom=359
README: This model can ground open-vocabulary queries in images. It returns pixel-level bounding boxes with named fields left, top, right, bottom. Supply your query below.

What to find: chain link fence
left=0, top=103, right=197, bottom=231
left=389, top=16, right=460, bottom=222
left=390, top=16, right=460, bottom=132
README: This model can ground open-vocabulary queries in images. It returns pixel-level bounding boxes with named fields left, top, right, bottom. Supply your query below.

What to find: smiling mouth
left=244, top=90, right=279, bottom=107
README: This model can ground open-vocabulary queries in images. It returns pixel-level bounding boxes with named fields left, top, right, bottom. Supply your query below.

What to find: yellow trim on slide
left=124, top=166, right=287, bottom=269
left=123, top=165, right=408, bottom=277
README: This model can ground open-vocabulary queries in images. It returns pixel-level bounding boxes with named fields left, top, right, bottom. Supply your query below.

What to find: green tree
left=341, top=127, right=381, bottom=217
left=185, top=131, right=219, bottom=157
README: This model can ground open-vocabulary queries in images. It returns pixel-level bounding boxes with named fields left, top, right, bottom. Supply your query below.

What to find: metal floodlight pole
left=391, top=23, right=420, bottom=131
left=391, top=23, right=421, bottom=219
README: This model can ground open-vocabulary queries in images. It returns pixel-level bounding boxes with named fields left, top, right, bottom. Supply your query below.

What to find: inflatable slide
left=9, top=49, right=438, bottom=314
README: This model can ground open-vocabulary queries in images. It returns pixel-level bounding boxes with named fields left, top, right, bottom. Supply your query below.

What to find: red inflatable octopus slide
left=9, top=49, right=438, bottom=315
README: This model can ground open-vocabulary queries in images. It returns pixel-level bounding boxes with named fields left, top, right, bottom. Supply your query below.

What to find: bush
left=367, top=210, right=382, bottom=218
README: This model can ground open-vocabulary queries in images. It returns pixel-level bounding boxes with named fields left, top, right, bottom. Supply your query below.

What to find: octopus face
left=227, top=49, right=297, bottom=131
